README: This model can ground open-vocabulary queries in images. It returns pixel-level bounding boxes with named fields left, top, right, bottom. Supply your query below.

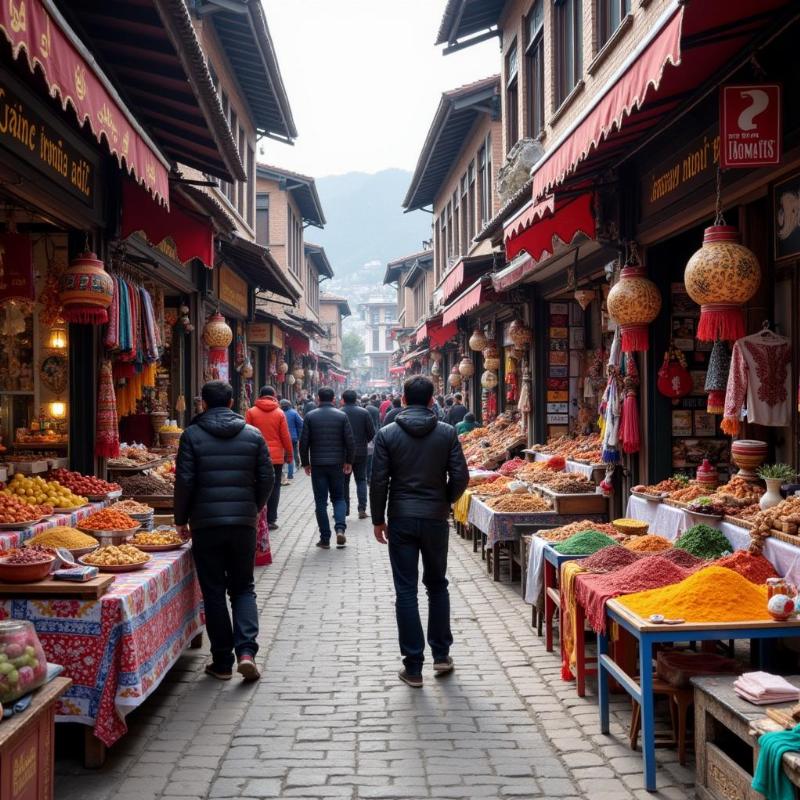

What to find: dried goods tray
left=78, top=556, right=150, bottom=573
left=723, top=515, right=755, bottom=531
left=631, top=491, right=668, bottom=503
left=0, top=574, right=114, bottom=598
left=768, top=529, right=800, bottom=547
left=106, top=457, right=169, bottom=473
left=0, top=517, right=47, bottom=530
left=129, top=541, right=188, bottom=552
left=123, top=495, right=174, bottom=510
left=663, top=499, right=690, bottom=510
left=534, top=485, right=608, bottom=515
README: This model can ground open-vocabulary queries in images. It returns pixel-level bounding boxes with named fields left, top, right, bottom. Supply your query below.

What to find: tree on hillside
left=342, top=332, right=364, bottom=368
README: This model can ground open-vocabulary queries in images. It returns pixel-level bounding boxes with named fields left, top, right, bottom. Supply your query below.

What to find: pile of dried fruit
left=118, top=473, right=173, bottom=497
left=130, top=530, right=184, bottom=546
left=82, top=544, right=150, bottom=566
left=0, top=493, right=49, bottom=524
left=48, top=469, right=120, bottom=497
left=4, top=474, right=86, bottom=509
left=80, top=508, right=138, bottom=531
left=112, top=499, right=154, bottom=515
left=486, top=494, right=551, bottom=513
left=1, top=546, right=55, bottom=564
left=498, top=458, right=526, bottom=477
left=537, top=520, right=621, bottom=542
left=750, top=497, right=800, bottom=552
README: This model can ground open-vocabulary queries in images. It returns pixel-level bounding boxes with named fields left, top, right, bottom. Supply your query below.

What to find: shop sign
left=720, top=84, right=781, bottom=168
left=248, top=322, right=271, bottom=344
left=271, top=326, right=283, bottom=348
left=547, top=391, right=569, bottom=402
left=0, top=233, right=34, bottom=304
left=547, top=403, right=569, bottom=414
left=218, top=268, right=248, bottom=316
left=641, top=128, right=719, bottom=218
left=547, top=414, right=569, bottom=425
left=0, top=76, right=95, bottom=205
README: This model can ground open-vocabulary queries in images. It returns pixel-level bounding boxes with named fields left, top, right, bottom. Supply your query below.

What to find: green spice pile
left=674, top=524, right=731, bottom=560
left=553, top=530, right=617, bottom=556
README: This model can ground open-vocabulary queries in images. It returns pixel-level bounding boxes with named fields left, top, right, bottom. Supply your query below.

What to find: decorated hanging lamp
left=59, top=249, right=114, bottom=324
left=574, top=288, right=595, bottom=311
left=431, top=361, right=441, bottom=377
left=481, top=370, right=498, bottom=390
left=684, top=224, right=761, bottom=341
left=458, top=356, right=475, bottom=378
left=508, top=319, right=532, bottom=348
left=292, top=363, right=305, bottom=381
left=606, top=259, right=662, bottom=353
left=468, top=326, right=487, bottom=352
left=202, top=311, right=233, bottom=364
left=704, top=340, right=731, bottom=414
left=430, top=350, right=442, bottom=363
left=483, top=344, right=500, bottom=372
left=278, top=359, right=289, bottom=374
left=448, top=366, right=462, bottom=388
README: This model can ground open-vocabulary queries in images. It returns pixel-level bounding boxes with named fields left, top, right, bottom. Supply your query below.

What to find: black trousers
left=266, top=464, right=284, bottom=524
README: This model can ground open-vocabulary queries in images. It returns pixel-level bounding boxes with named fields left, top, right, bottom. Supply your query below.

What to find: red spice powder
left=715, top=551, right=778, bottom=584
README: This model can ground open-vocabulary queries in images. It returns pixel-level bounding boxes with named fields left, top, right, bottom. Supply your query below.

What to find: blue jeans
left=310, top=465, right=347, bottom=541
left=387, top=517, right=452, bottom=676
left=191, top=526, right=258, bottom=670
left=344, top=460, right=368, bottom=514
left=288, top=441, right=300, bottom=479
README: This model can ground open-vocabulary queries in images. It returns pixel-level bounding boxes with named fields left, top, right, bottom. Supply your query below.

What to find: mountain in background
left=312, top=169, right=431, bottom=279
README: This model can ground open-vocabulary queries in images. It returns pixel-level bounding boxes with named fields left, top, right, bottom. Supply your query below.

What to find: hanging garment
left=95, top=361, right=120, bottom=458
left=722, top=331, right=791, bottom=434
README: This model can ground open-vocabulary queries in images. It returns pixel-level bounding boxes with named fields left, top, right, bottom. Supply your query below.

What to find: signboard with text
left=720, top=84, right=781, bottom=168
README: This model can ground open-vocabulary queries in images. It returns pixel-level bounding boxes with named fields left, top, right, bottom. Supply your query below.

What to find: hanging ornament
left=481, top=370, right=498, bottom=390
left=287, top=373, right=296, bottom=386
left=278, top=359, right=289, bottom=375
left=431, top=361, right=441, bottom=377
left=704, top=340, right=731, bottom=415
left=458, top=356, right=475, bottom=378
left=684, top=225, right=761, bottom=342
left=606, top=252, right=661, bottom=353
left=430, top=350, right=442, bottom=363
left=240, top=361, right=254, bottom=379
left=202, top=311, right=233, bottom=365
left=468, top=326, right=487, bottom=352
left=293, top=363, right=305, bottom=381
left=448, top=366, right=462, bottom=388
left=656, top=344, right=692, bottom=400
left=59, top=249, right=114, bottom=324
left=508, top=319, right=532, bottom=348
left=483, top=344, right=500, bottom=371
left=574, top=288, right=595, bottom=311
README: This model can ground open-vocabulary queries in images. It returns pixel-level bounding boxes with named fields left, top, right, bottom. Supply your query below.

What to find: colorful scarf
left=95, top=361, right=120, bottom=458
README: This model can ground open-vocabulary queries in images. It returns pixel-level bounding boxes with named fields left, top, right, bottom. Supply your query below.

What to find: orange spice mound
left=624, top=534, right=672, bottom=553
left=80, top=508, right=137, bottom=531
left=618, top=565, right=771, bottom=623
left=714, top=551, right=778, bottom=585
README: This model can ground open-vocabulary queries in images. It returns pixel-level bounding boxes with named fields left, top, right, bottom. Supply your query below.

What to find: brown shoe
left=434, top=656, right=454, bottom=675
left=398, top=669, right=423, bottom=688
left=336, top=530, right=347, bottom=548
left=204, top=663, right=232, bottom=681
left=237, top=655, right=260, bottom=682
left=358, top=510, right=368, bottom=519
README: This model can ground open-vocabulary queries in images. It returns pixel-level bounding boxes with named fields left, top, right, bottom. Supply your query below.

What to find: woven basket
left=159, top=431, right=181, bottom=448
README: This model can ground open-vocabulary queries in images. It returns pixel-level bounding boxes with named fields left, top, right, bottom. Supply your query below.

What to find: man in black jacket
left=381, top=397, right=402, bottom=427
left=445, top=393, right=468, bottom=426
left=174, top=381, right=273, bottom=682
left=363, top=395, right=380, bottom=484
left=370, top=376, right=468, bottom=688
left=300, top=387, right=355, bottom=549
left=341, top=389, right=375, bottom=519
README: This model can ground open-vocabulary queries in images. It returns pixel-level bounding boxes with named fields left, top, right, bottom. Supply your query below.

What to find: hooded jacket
left=369, top=406, right=468, bottom=525
left=174, top=406, right=273, bottom=531
left=245, top=396, right=293, bottom=465
left=299, top=401, right=355, bottom=467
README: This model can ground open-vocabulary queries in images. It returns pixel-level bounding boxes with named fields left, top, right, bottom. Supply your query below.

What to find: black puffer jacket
left=299, top=402, right=355, bottom=467
left=366, top=403, right=380, bottom=430
left=173, top=407, right=273, bottom=531
left=382, top=405, right=402, bottom=427
left=341, top=403, right=375, bottom=462
left=370, top=406, right=469, bottom=525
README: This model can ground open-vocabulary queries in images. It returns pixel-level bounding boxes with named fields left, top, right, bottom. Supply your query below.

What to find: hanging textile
left=96, top=361, right=120, bottom=458
left=600, top=329, right=622, bottom=463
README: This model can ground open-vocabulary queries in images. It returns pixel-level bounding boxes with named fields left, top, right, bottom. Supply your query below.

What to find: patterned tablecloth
left=0, top=547, right=203, bottom=746
left=0, top=501, right=107, bottom=550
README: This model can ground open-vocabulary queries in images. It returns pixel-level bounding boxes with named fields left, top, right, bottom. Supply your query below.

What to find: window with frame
left=445, top=201, right=453, bottom=260
left=526, top=1, right=545, bottom=137
left=237, top=127, right=246, bottom=214
left=371, top=328, right=380, bottom=352
left=479, top=135, right=493, bottom=226
left=307, top=263, right=319, bottom=314
left=451, top=190, right=460, bottom=263
left=505, top=40, right=519, bottom=150
left=370, top=308, right=380, bottom=325
left=467, top=162, right=476, bottom=241
left=596, top=0, right=630, bottom=49
left=413, top=281, right=426, bottom=324
left=255, top=193, right=269, bottom=246
left=555, top=0, right=583, bottom=107
left=246, top=146, right=255, bottom=227
left=228, top=108, right=238, bottom=203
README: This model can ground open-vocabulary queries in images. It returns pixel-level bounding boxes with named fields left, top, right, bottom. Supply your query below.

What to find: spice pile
left=486, top=494, right=550, bottom=513
left=82, top=544, right=150, bottom=567
left=662, top=549, right=702, bottom=568
left=554, top=530, right=617, bottom=555
left=715, top=551, right=778, bottom=584
left=80, top=508, right=138, bottom=532
left=472, top=477, right=512, bottom=497
left=538, top=520, right=621, bottom=542
left=675, top=524, right=731, bottom=560
left=632, top=476, right=689, bottom=496
left=498, top=458, right=526, bottom=476
left=625, top=534, right=672, bottom=553
left=48, top=469, right=120, bottom=497
left=1, top=546, right=55, bottom=564
left=667, top=484, right=708, bottom=504
left=112, top=499, right=154, bottom=515
left=468, top=474, right=501, bottom=488
left=529, top=433, right=603, bottom=464
left=580, top=545, right=642, bottom=573
left=534, top=473, right=596, bottom=494
left=576, top=555, right=696, bottom=632
left=516, top=462, right=561, bottom=483
left=27, top=527, right=97, bottom=550
left=618, top=565, right=771, bottom=623
left=118, top=473, right=173, bottom=497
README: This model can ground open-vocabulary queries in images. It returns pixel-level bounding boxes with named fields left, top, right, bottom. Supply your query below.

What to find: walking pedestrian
left=300, top=386, right=355, bottom=549
left=280, top=399, right=303, bottom=481
left=246, top=386, right=292, bottom=530
left=433, top=394, right=445, bottom=420
left=302, top=393, right=317, bottom=417
left=341, top=389, right=375, bottom=519
left=379, top=392, right=392, bottom=422
left=370, top=376, right=469, bottom=688
left=382, top=396, right=402, bottom=427
left=445, top=392, right=468, bottom=426
left=174, top=380, right=273, bottom=682
left=363, top=395, right=379, bottom=483
left=455, top=411, right=478, bottom=435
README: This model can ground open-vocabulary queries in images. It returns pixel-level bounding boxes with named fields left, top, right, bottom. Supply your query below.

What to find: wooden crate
left=536, top=486, right=608, bottom=516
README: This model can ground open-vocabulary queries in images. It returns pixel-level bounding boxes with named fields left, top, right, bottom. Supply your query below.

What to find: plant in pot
left=757, top=464, right=797, bottom=511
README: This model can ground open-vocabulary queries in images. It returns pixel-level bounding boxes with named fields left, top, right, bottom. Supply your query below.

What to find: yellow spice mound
left=618, top=565, right=771, bottom=623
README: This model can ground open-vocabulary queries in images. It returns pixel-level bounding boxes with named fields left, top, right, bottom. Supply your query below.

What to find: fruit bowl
left=0, top=555, right=55, bottom=583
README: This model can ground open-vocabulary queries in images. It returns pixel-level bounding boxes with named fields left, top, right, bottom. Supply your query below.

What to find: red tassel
left=707, top=390, right=725, bottom=415
left=621, top=391, right=640, bottom=454
left=697, top=304, right=745, bottom=342
left=208, top=347, right=228, bottom=365
left=620, top=325, right=649, bottom=353
left=62, top=307, right=109, bottom=325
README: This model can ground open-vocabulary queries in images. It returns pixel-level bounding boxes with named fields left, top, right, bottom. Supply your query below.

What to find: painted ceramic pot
left=606, top=265, right=661, bottom=352
left=448, top=366, right=462, bottom=388
left=481, top=370, right=498, bottom=390
left=468, top=327, right=487, bottom=352
left=458, top=357, right=475, bottom=378
left=59, top=251, right=114, bottom=324
left=730, top=439, right=768, bottom=481
left=695, top=458, right=718, bottom=490
left=508, top=319, right=532, bottom=348
left=483, top=345, right=500, bottom=371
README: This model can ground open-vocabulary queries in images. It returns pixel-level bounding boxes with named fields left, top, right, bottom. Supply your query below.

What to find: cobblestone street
left=55, top=476, right=694, bottom=800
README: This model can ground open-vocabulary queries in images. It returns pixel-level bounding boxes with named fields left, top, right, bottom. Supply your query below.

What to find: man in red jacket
left=246, top=386, right=292, bottom=530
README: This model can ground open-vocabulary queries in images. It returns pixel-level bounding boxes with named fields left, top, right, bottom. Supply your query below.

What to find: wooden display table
left=0, top=677, right=71, bottom=800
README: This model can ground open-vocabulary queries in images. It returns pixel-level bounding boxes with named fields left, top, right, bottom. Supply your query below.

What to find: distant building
left=319, top=293, right=351, bottom=364
left=360, top=299, right=397, bottom=384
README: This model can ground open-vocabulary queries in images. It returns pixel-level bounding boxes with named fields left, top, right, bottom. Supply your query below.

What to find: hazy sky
left=260, top=0, right=499, bottom=178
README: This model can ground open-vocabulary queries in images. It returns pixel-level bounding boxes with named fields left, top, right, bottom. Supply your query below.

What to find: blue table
left=598, top=600, right=800, bottom=792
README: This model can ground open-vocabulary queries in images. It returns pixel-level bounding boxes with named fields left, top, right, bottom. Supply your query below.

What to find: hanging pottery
left=458, top=356, right=475, bottom=378
left=430, top=350, right=442, bottom=363
left=483, top=345, right=500, bottom=372
left=684, top=225, right=761, bottom=341
left=202, top=312, right=233, bottom=365
left=240, top=361, right=254, bottom=379
left=574, top=288, right=595, bottom=310
left=481, top=370, right=498, bottom=390
left=59, top=250, right=114, bottom=324
left=606, top=264, right=661, bottom=352
left=468, top=326, right=487, bottom=352
left=508, top=319, right=532, bottom=348
left=292, top=364, right=305, bottom=381
left=448, top=366, right=462, bottom=388
left=431, top=361, right=441, bottom=377
left=278, top=360, right=289, bottom=374
left=287, top=374, right=296, bottom=386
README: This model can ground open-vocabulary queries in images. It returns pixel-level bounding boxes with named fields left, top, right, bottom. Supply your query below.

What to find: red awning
left=429, top=321, right=458, bottom=349
left=442, top=280, right=484, bottom=326
left=503, top=192, right=596, bottom=265
left=441, top=260, right=465, bottom=303
left=0, top=0, right=170, bottom=206
left=389, top=365, right=406, bottom=376
left=414, top=321, right=429, bottom=345
left=121, top=181, right=214, bottom=268
left=285, top=330, right=309, bottom=355
left=504, top=197, right=555, bottom=240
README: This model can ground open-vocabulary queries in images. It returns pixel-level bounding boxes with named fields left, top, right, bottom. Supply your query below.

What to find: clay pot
left=730, top=439, right=768, bottom=482
left=468, top=327, right=487, bottom=352
left=59, top=251, right=114, bottom=324
left=458, top=357, right=475, bottom=378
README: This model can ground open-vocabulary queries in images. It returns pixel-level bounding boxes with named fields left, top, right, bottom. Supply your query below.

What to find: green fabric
left=456, top=420, right=477, bottom=435
left=752, top=723, right=800, bottom=800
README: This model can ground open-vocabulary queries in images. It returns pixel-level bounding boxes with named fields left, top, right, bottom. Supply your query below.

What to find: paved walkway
left=55, top=476, right=694, bottom=799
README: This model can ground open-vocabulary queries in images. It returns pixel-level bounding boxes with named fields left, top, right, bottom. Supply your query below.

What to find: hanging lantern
left=468, top=326, right=487, bottom=352
left=606, top=264, right=661, bottom=352
left=202, top=312, right=233, bottom=364
left=287, top=373, right=296, bottom=386
left=481, top=370, right=498, bottom=390
left=508, top=319, right=532, bottom=348
left=293, top=364, right=305, bottom=381
left=240, top=361, right=254, bottom=380
left=430, top=350, right=442, bottom=363
left=483, top=345, right=500, bottom=371
left=458, top=356, right=475, bottom=378
left=448, top=366, right=462, bottom=388
left=574, top=288, right=595, bottom=310
left=684, top=225, right=761, bottom=342
left=431, top=361, right=441, bottom=377
left=278, top=360, right=289, bottom=374
left=59, top=250, right=113, bottom=324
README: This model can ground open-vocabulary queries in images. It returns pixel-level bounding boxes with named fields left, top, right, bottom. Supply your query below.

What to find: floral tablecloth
left=0, top=501, right=107, bottom=550
left=0, top=547, right=203, bottom=746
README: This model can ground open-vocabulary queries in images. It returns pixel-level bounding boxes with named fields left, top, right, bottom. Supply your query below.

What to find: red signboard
left=720, top=84, right=781, bottom=168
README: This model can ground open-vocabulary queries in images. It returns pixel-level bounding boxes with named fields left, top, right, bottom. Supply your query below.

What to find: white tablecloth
left=530, top=451, right=603, bottom=481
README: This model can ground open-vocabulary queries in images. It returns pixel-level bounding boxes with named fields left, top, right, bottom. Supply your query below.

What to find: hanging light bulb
left=48, top=318, right=68, bottom=350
